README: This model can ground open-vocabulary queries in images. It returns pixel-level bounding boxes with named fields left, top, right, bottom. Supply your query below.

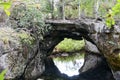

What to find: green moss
left=55, top=38, right=85, bottom=52
left=17, top=31, right=34, bottom=45
left=0, top=27, right=34, bottom=47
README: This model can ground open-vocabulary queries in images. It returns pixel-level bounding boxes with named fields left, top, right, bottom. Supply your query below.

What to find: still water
left=53, top=53, right=84, bottom=76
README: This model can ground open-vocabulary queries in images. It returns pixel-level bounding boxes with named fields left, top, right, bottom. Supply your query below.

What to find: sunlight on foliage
left=18, top=30, right=34, bottom=45
left=105, top=0, right=120, bottom=28
left=105, top=9, right=115, bottom=29
left=0, top=69, right=7, bottom=80
left=0, top=1, right=11, bottom=16
left=55, top=38, right=85, bottom=52
left=10, top=2, right=52, bottom=41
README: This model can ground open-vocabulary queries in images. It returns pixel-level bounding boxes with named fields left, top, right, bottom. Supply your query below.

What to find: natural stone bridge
left=44, top=18, right=120, bottom=80
left=1, top=18, right=120, bottom=80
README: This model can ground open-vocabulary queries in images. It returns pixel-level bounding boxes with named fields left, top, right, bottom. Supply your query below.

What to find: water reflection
left=53, top=53, right=84, bottom=76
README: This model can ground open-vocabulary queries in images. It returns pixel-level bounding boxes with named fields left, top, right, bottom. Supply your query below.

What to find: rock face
left=0, top=27, right=24, bottom=79
left=47, top=19, right=120, bottom=80
left=74, top=19, right=120, bottom=80
left=78, top=52, right=114, bottom=80
left=96, top=25, right=120, bottom=80
left=85, top=40, right=100, bottom=54
left=0, top=4, right=46, bottom=79
left=0, top=27, right=45, bottom=80
left=79, top=41, right=114, bottom=80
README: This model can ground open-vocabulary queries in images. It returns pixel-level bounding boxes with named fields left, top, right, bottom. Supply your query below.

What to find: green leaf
left=105, top=0, right=120, bottom=28
left=3, top=2, right=11, bottom=9
left=0, top=69, right=7, bottom=80
left=0, top=2, right=11, bottom=9
left=117, top=0, right=120, bottom=3
left=4, top=9, right=10, bottom=16
left=0, top=2, right=11, bottom=16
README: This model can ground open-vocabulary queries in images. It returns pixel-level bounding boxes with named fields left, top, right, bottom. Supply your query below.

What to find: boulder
left=0, top=27, right=45, bottom=80
left=85, top=40, right=100, bottom=54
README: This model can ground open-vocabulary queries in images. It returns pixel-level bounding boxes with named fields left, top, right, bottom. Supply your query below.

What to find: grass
left=55, top=38, right=85, bottom=53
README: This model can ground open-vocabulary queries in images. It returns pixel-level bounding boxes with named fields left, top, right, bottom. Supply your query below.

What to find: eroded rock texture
left=78, top=41, right=114, bottom=80
left=75, top=19, right=120, bottom=80
left=46, top=18, right=120, bottom=80
left=0, top=3, right=46, bottom=80
left=0, top=27, right=45, bottom=80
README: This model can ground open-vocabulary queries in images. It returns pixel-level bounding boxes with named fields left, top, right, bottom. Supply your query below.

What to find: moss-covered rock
left=0, top=27, right=45, bottom=79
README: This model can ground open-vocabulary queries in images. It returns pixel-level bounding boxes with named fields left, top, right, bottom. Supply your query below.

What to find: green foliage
left=40, top=0, right=52, bottom=13
left=0, top=69, right=7, bottom=80
left=0, top=1, right=11, bottom=16
left=105, top=11, right=115, bottom=29
left=105, top=0, right=120, bottom=28
left=65, top=6, right=78, bottom=19
left=64, top=0, right=79, bottom=18
left=80, top=0, right=94, bottom=17
left=10, top=2, right=51, bottom=41
left=42, top=0, right=119, bottom=19
left=56, top=38, right=85, bottom=52
left=112, top=0, right=120, bottom=15
left=18, top=30, right=34, bottom=45
left=0, top=27, right=33, bottom=52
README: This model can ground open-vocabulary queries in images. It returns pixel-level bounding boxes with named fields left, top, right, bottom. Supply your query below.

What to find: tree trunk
left=78, top=0, right=81, bottom=19
left=93, top=0, right=100, bottom=18
left=51, top=0, right=54, bottom=19
left=62, top=0, right=65, bottom=20
left=58, top=0, right=65, bottom=20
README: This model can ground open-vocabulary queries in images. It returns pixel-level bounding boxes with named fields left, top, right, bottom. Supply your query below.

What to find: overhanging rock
left=46, top=19, right=120, bottom=80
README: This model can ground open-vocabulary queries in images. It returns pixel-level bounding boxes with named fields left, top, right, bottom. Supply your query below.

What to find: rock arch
left=0, top=18, right=118, bottom=80
left=40, top=19, right=115, bottom=80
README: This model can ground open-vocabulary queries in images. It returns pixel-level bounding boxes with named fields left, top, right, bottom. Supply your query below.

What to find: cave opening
left=50, top=38, right=85, bottom=77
